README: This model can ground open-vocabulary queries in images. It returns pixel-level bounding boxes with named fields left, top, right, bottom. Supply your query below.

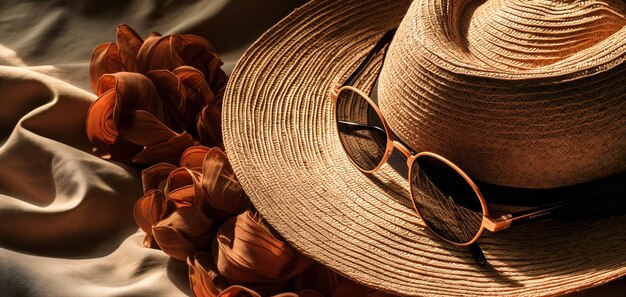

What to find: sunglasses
left=330, top=29, right=575, bottom=265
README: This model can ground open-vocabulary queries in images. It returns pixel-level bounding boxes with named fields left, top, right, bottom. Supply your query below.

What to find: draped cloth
left=0, top=1, right=305, bottom=296
left=0, top=0, right=622, bottom=296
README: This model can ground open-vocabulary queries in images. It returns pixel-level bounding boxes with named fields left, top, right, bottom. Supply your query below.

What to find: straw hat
left=223, top=0, right=626, bottom=296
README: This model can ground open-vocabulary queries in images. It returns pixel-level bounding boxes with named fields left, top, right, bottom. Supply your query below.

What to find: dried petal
left=214, top=211, right=311, bottom=292
left=116, top=24, right=142, bottom=73
left=133, top=190, right=171, bottom=248
left=203, top=53, right=227, bottom=95
left=117, top=110, right=178, bottom=145
left=131, top=131, right=199, bottom=166
left=165, top=167, right=196, bottom=194
left=86, top=25, right=228, bottom=167
left=217, top=287, right=322, bottom=297
left=96, top=72, right=167, bottom=125
left=143, top=69, right=186, bottom=132
left=142, top=163, right=178, bottom=192
left=199, top=148, right=251, bottom=221
left=180, top=146, right=211, bottom=169
left=87, top=72, right=199, bottom=164
left=176, top=34, right=216, bottom=73
left=218, top=286, right=261, bottom=297
left=138, top=33, right=185, bottom=72
left=197, top=100, right=223, bottom=147
left=136, top=31, right=163, bottom=72
left=89, top=43, right=123, bottom=93
left=175, top=66, right=213, bottom=137
left=152, top=207, right=213, bottom=261
left=168, top=185, right=196, bottom=209
left=188, top=252, right=229, bottom=297
left=85, top=88, right=142, bottom=162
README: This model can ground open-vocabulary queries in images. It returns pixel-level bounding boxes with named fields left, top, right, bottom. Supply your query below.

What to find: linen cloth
left=0, top=1, right=303, bottom=296
left=0, top=0, right=622, bottom=296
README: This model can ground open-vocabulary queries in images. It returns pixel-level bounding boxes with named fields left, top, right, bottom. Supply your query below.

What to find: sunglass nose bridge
left=392, top=140, right=412, bottom=159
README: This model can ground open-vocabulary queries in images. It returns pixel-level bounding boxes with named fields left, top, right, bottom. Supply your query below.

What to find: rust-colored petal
left=85, top=88, right=142, bottom=162
left=152, top=207, right=213, bottom=261
left=203, top=52, right=227, bottom=96
left=175, top=66, right=213, bottom=138
left=117, top=110, right=178, bottom=145
left=198, top=148, right=251, bottom=222
left=138, top=33, right=185, bottom=72
left=137, top=33, right=227, bottom=89
left=180, top=146, right=211, bottom=169
left=162, top=167, right=199, bottom=208
left=116, top=24, right=142, bottom=73
left=165, top=167, right=196, bottom=194
left=176, top=34, right=215, bottom=71
left=175, top=34, right=227, bottom=93
left=143, top=69, right=186, bottom=132
left=96, top=72, right=168, bottom=124
left=89, top=72, right=179, bottom=163
left=217, top=286, right=261, bottom=297
left=131, top=131, right=199, bottom=166
left=133, top=190, right=172, bottom=248
left=217, top=287, right=322, bottom=297
left=168, top=185, right=196, bottom=209
left=142, top=163, right=178, bottom=193
left=89, top=43, right=124, bottom=93
left=214, top=211, right=311, bottom=293
left=136, top=31, right=163, bottom=71
left=188, top=252, right=229, bottom=297
left=114, top=108, right=198, bottom=166
left=144, top=67, right=212, bottom=139
left=197, top=99, right=223, bottom=147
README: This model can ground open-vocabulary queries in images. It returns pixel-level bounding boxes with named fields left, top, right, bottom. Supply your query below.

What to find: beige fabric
left=222, top=0, right=626, bottom=296
left=0, top=1, right=304, bottom=296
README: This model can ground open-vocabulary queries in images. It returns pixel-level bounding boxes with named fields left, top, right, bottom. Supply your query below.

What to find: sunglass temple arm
left=482, top=200, right=571, bottom=232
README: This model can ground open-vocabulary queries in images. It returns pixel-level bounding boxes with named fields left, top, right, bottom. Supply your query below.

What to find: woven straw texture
left=223, top=0, right=626, bottom=296
left=379, top=0, right=626, bottom=188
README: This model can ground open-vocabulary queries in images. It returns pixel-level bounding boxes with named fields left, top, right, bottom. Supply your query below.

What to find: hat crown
left=378, top=0, right=626, bottom=188
left=464, top=0, right=626, bottom=69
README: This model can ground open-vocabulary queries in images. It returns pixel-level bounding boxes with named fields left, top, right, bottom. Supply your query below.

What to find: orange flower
left=188, top=252, right=229, bottom=297
left=195, top=147, right=251, bottom=222
left=133, top=146, right=251, bottom=257
left=85, top=71, right=200, bottom=164
left=89, top=24, right=226, bottom=97
left=214, top=211, right=312, bottom=294
left=133, top=190, right=172, bottom=248
left=86, top=24, right=227, bottom=164
left=152, top=207, right=213, bottom=261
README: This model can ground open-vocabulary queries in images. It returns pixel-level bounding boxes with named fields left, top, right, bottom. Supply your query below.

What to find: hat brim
left=222, top=0, right=626, bottom=295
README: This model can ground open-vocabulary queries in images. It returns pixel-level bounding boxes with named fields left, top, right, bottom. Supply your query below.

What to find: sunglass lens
left=335, top=88, right=388, bottom=171
left=410, top=155, right=483, bottom=244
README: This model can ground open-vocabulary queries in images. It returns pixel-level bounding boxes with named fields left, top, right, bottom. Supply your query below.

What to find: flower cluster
left=133, top=146, right=250, bottom=257
left=86, top=24, right=226, bottom=165
left=86, top=24, right=397, bottom=297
